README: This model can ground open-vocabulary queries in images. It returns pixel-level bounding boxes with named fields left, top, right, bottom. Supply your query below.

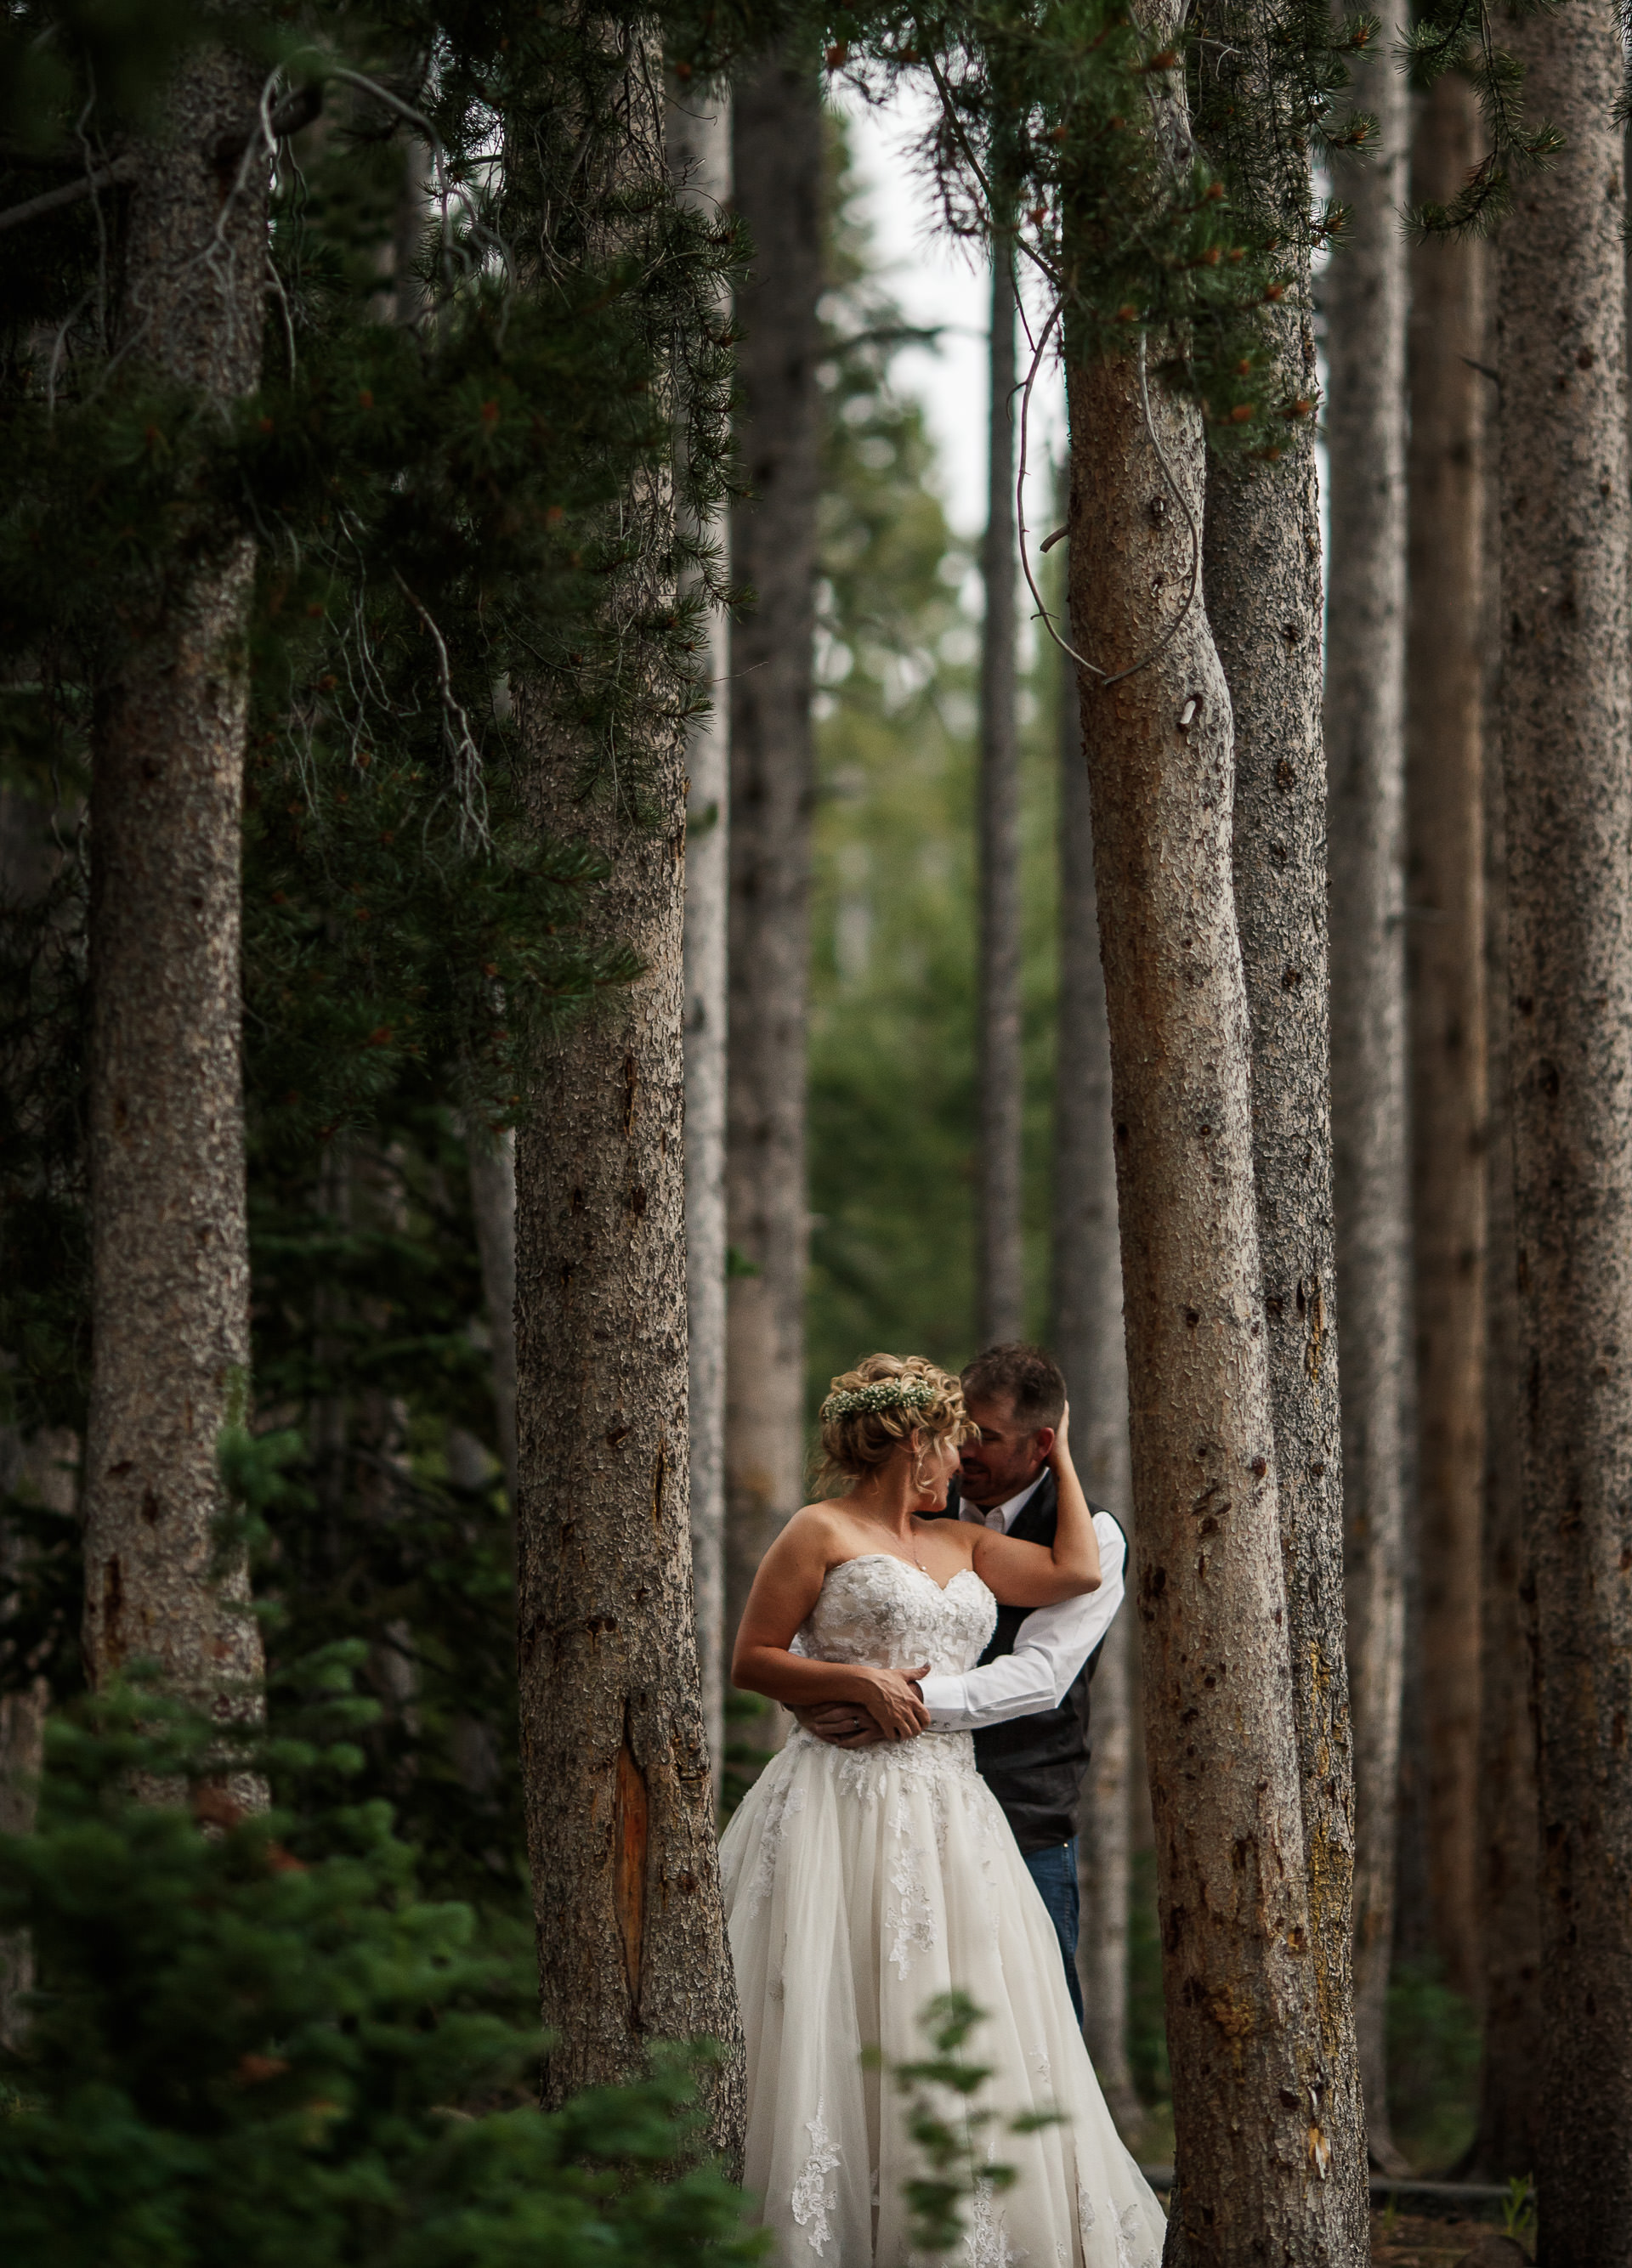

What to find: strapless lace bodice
left=795, top=1553, right=997, bottom=1677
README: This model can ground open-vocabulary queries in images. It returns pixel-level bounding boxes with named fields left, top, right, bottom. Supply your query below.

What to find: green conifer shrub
left=0, top=1675, right=765, bottom=2268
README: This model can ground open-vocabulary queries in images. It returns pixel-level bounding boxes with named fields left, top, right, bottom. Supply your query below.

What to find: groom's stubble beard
left=956, top=1395, right=1050, bottom=1510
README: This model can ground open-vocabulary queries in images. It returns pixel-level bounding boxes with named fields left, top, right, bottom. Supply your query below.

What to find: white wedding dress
left=718, top=1554, right=1167, bottom=2268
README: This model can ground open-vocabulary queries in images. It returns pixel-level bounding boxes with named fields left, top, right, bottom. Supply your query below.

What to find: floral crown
left=819, top=1377, right=938, bottom=1421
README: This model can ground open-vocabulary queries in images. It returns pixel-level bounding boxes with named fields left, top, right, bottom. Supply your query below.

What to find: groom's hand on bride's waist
left=795, top=1701, right=885, bottom=1747
left=794, top=1680, right=926, bottom=1749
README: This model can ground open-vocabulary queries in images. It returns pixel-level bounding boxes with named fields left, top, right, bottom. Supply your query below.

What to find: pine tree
left=1197, top=0, right=1366, bottom=2227
left=1493, top=0, right=1632, bottom=2245
left=724, top=48, right=824, bottom=1759
left=1405, top=71, right=1488, bottom=2009
left=1051, top=661, right=1139, bottom=2137
left=1323, top=0, right=1412, bottom=2169
left=507, top=27, right=744, bottom=2150
left=977, top=243, right=1024, bottom=1346
left=68, top=40, right=271, bottom=1749
left=1061, top=50, right=1341, bottom=2258
left=672, top=77, right=734, bottom=1793
left=1470, top=652, right=1542, bottom=2179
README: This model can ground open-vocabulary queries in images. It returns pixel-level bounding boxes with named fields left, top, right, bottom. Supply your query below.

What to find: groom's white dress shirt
left=915, top=1477, right=1126, bottom=1731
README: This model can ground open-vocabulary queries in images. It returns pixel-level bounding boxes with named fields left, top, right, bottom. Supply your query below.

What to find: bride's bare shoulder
left=779, top=1501, right=853, bottom=1551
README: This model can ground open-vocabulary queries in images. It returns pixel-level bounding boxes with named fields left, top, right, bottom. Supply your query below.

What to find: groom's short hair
left=960, top=1343, right=1067, bottom=1433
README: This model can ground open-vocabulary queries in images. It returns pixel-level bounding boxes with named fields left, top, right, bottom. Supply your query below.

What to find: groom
left=799, top=1340, right=1127, bottom=2020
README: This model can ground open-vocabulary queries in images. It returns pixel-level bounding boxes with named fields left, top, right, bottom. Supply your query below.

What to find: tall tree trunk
left=1469, top=574, right=1542, bottom=2179
left=512, top=35, right=744, bottom=2154
left=1495, top=4, right=1632, bottom=2250
left=1066, top=77, right=1343, bottom=2239
left=726, top=55, right=821, bottom=1704
left=467, top=1129, right=518, bottom=1509
left=1324, top=10, right=1412, bottom=2169
left=978, top=245, right=1023, bottom=1348
left=80, top=48, right=269, bottom=1750
left=671, top=79, right=731, bottom=1793
left=1406, top=73, right=1488, bottom=2009
left=1052, top=659, right=1139, bottom=2137
left=1204, top=236, right=1368, bottom=2265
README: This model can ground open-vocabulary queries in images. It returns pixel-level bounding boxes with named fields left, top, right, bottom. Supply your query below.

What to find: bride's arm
left=969, top=1406, right=1102, bottom=1609
left=732, top=1513, right=931, bottom=1741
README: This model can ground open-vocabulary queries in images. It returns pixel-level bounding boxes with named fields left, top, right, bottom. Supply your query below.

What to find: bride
left=719, top=1353, right=1166, bottom=2267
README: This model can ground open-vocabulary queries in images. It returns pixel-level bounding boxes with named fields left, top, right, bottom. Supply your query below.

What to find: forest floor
left=1370, top=2211, right=1520, bottom=2265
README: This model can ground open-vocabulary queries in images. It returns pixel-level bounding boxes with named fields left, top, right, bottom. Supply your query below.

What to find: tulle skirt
left=720, top=1728, right=1167, bottom=2268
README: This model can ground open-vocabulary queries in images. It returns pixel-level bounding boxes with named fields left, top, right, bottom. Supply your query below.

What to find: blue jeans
left=1023, top=1836, right=1083, bottom=2025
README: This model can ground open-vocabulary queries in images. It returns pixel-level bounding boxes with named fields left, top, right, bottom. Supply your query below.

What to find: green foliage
left=805, top=125, right=1060, bottom=1414
left=0, top=0, right=745, bottom=1439
left=0, top=1679, right=763, bottom=2268
left=1384, top=1956, right=1482, bottom=2174
left=1400, top=0, right=1563, bottom=235
left=820, top=0, right=1363, bottom=455
left=867, top=1992, right=1046, bottom=2256
left=1502, top=2175, right=1538, bottom=2248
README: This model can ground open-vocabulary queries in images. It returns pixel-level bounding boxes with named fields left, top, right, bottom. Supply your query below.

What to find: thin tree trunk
left=978, top=245, right=1023, bottom=1348
left=468, top=1128, right=518, bottom=1508
left=1495, top=3, right=1632, bottom=2249
left=512, top=33, right=743, bottom=2157
left=0, top=1421, right=71, bottom=2050
left=670, top=78, right=731, bottom=1796
left=1205, top=293, right=1369, bottom=2263
left=0, top=1677, right=47, bottom=2048
left=1052, top=659, right=1139, bottom=2137
left=80, top=48, right=269, bottom=1754
left=1066, top=108, right=1342, bottom=2246
left=726, top=54, right=821, bottom=1705
left=1324, top=8, right=1412, bottom=2169
left=1406, top=73, right=1488, bottom=2009
left=1469, top=578, right=1542, bottom=2180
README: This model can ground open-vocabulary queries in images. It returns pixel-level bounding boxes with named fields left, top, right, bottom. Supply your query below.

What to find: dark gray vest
left=932, top=1473, right=1123, bottom=1854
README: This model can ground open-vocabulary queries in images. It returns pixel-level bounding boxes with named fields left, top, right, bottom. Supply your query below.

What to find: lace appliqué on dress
left=964, top=2176, right=1027, bottom=2268
left=1115, top=2200, right=1158, bottom=2268
left=791, top=2099, right=842, bottom=2255
left=743, top=1780, right=805, bottom=1921
left=886, top=1798, right=938, bottom=1978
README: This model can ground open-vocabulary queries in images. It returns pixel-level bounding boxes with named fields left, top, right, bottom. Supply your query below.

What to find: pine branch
left=0, top=157, right=136, bottom=237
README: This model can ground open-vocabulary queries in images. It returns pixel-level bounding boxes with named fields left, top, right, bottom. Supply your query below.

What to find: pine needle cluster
left=813, top=0, right=1366, bottom=452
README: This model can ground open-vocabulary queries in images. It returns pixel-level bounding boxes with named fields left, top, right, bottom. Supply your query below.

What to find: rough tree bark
left=80, top=48, right=269, bottom=1743
left=1065, top=41, right=1346, bottom=2237
left=1406, top=73, right=1488, bottom=2006
left=1204, top=214, right=1368, bottom=2260
left=1323, top=5, right=1411, bottom=2169
left=978, top=244, right=1024, bottom=1348
left=1470, top=608, right=1542, bottom=2179
left=1052, top=659, right=1140, bottom=2137
left=1494, top=3, right=1632, bottom=2249
left=513, top=35, right=744, bottom=2153
left=671, top=77, right=731, bottom=1791
left=726, top=54, right=822, bottom=1690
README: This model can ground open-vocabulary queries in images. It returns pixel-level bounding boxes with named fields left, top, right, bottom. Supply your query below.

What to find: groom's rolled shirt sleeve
left=916, top=1513, right=1127, bottom=1730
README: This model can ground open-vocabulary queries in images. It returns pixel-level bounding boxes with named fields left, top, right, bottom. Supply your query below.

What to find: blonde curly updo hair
left=813, top=1353, right=975, bottom=1496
